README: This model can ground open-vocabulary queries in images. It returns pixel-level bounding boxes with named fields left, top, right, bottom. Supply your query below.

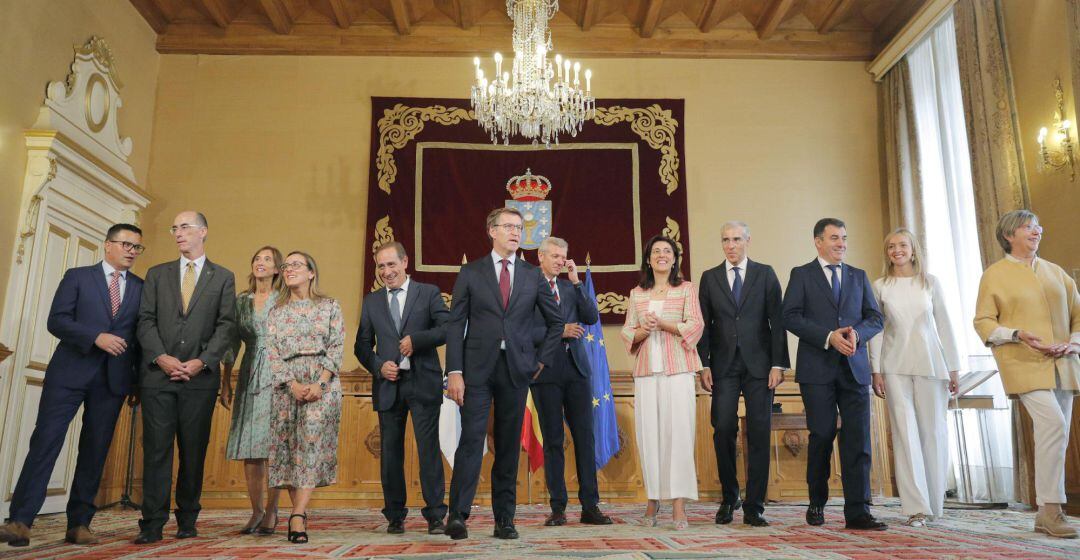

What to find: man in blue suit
left=782, top=218, right=886, bottom=530
left=531, top=237, right=612, bottom=527
left=0, top=224, right=144, bottom=547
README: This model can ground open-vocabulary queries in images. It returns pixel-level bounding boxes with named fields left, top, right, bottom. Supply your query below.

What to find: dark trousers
left=448, top=352, right=528, bottom=522
left=531, top=357, right=600, bottom=512
left=378, top=374, right=446, bottom=523
left=800, top=361, right=872, bottom=521
left=7, top=368, right=124, bottom=529
left=710, top=351, right=773, bottom=515
left=138, top=387, right=216, bottom=534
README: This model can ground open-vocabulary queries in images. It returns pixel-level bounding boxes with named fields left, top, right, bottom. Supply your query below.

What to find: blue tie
left=827, top=264, right=841, bottom=304
left=731, top=266, right=743, bottom=306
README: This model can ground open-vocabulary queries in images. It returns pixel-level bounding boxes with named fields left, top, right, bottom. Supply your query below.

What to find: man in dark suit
left=356, top=241, right=449, bottom=535
left=134, top=211, right=235, bottom=544
left=697, top=221, right=788, bottom=527
left=531, top=237, right=612, bottom=527
left=782, top=217, right=886, bottom=530
left=443, top=207, right=563, bottom=540
left=0, top=225, right=144, bottom=548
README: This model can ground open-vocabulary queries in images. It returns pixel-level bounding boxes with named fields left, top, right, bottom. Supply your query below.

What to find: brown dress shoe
left=0, top=521, right=30, bottom=547
left=65, top=526, right=99, bottom=545
left=1035, top=510, right=1079, bottom=539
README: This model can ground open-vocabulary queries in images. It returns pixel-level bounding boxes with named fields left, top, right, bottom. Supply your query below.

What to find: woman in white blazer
left=868, top=228, right=960, bottom=527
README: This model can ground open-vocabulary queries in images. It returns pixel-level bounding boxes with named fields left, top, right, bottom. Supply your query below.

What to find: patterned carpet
left=1, top=501, right=1078, bottom=559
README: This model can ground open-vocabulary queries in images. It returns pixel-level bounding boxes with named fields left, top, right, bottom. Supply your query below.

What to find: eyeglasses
left=106, top=240, right=145, bottom=254
left=168, top=223, right=204, bottom=235
left=494, top=223, right=524, bottom=232
left=1021, top=223, right=1044, bottom=233
left=280, top=262, right=309, bottom=271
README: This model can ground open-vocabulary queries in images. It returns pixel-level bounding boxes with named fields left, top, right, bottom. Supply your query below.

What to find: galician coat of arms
left=505, top=168, right=553, bottom=250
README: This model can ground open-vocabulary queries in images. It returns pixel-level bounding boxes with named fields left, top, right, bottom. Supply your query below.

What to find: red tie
left=549, top=279, right=559, bottom=305
left=499, top=259, right=511, bottom=310
left=108, top=271, right=122, bottom=317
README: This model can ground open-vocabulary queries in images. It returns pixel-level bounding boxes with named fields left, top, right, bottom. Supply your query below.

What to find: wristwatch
left=1011, top=330, right=1021, bottom=343
left=319, top=380, right=329, bottom=392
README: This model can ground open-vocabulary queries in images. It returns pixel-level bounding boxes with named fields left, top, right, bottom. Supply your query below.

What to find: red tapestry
left=365, top=97, right=689, bottom=324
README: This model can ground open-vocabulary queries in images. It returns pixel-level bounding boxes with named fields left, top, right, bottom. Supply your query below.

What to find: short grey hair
left=995, top=209, right=1039, bottom=253
left=538, top=236, right=568, bottom=253
left=720, top=221, right=751, bottom=238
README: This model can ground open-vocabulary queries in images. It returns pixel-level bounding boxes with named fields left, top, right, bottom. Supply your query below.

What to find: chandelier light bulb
left=1063, top=119, right=1072, bottom=130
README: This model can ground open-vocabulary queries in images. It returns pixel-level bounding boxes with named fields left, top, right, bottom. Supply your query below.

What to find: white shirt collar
left=1005, top=253, right=1038, bottom=269
left=491, top=250, right=516, bottom=266
left=817, top=256, right=841, bottom=270
left=725, top=257, right=749, bottom=272
left=180, top=254, right=207, bottom=270
left=388, top=276, right=411, bottom=293
left=102, top=261, right=127, bottom=279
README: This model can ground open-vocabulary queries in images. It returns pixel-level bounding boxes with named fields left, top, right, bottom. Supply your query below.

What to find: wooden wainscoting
left=97, top=371, right=893, bottom=509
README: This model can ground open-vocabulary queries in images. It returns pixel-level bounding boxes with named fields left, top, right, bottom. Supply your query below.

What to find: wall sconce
left=1036, top=78, right=1075, bottom=181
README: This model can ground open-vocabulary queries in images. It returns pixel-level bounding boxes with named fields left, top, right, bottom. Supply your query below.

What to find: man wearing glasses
left=133, top=211, right=236, bottom=544
left=443, top=207, right=563, bottom=540
left=0, top=225, right=144, bottom=548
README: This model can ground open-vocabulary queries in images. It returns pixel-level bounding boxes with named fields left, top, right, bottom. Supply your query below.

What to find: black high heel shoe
left=240, top=511, right=265, bottom=535
left=287, top=513, right=308, bottom=544
left=257, top=511, right=279, bottom=535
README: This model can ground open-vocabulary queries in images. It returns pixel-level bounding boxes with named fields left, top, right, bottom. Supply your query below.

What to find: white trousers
left=634, top=372, right=698, bottom=500
left=884, top=374, right=948, bottom=519
left=1018, top=387, right=1074, bottom=506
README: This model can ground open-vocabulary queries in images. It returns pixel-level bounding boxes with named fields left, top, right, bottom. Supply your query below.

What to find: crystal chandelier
left=470, top=0, right=596, bottom=146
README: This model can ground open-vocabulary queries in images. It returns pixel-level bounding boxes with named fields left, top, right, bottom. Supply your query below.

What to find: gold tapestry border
left=413, top=141, right=641, bottom=274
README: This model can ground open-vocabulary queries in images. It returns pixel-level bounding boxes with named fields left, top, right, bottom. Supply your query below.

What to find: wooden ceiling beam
left=697, top=0, right=734, bottom=33
left=639, top=0, right=665, bottom=38
left=580, top=0, right=599, bottom=31
left=456, top=0, right=475, bottom=30
left=193, top=0, right=234, bottom=28
left=817, top=0, right=858, bottom=34
left=390, top=0, right=412, bottom=35
left=756, top=0, right=796, bottom=40
left=256, top=0, right=296, bottom=34
left=328, top=0, right=353, bottom=29
left=129, top=0, right=169, bottom=33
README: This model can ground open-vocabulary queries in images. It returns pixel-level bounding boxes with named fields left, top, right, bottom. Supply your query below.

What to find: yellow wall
left=1002, top=0, right=1080, bottom=276
left=0, top=0, right=159, bottom=321
left=142, top=55, right=883, bottom=371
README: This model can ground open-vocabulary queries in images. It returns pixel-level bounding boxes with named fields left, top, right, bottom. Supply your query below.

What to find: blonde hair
left=281, top=251, right=329, bottom=302
left=881, top=228, right=928, bottom=289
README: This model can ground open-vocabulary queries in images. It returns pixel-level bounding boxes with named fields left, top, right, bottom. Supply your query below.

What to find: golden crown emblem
left=505, top=168, right=552, bottom=201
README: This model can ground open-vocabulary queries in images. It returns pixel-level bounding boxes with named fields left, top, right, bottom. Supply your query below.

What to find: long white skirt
left=634, top=372, right=698, bottom=500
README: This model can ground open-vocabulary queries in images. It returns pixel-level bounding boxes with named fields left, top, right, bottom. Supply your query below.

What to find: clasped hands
left=289, top=375, right=327, bottom=403
left=828, top=326, right=859, bottom=357
left=638, top=311, right=667, bottom=333
left=1016, top=330, right=1078, bottom=358
left=155, top=354, right=204, bottom=382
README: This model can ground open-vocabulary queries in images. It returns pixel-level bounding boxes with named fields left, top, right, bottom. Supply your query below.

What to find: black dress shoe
left=743, top=512, right=770, bottom=527
left=845, top=515, right=888, bottom=531
left=715, top=500, right=742, bottom=525
left=445, top=515, right=468, bottom=540
left=133, top=531, right=162, bottom=544
left=387, top=519, right=405, bottom=534
left=176, top=528, right=198, bottom=539
left=544, top=510, right=567, bottom=526
left=493, top=519, right=519, bottom=539
left=806, top=506, right=825, bottom=526
left=427, top=519, right=446, bottom=535
left=580, top=506, right=613, bottom=525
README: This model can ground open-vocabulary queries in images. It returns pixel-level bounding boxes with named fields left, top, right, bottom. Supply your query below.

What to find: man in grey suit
left=134, top=211, right=236, bottom=544
left=355, top=242, right=449, bottom=536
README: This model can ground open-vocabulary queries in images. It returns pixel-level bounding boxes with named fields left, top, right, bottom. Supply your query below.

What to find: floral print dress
left=266, top=297, right=344, bottom=489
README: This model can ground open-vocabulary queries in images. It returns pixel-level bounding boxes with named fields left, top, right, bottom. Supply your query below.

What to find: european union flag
left=582, top=268, right=620, bottom=469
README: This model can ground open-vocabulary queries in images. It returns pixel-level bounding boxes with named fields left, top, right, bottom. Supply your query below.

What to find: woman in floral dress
left=266, top=251, right=344, bottom=543
left=222, top=246, right=284, bottom=535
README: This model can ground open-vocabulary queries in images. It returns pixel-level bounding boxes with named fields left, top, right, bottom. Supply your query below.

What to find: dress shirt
left=492, top=250, right=516, bottom=351
left=723, top=258, right=785, bottom=371
left=179, top=254, right=207, bottom=285
left=387, top=276, right=411, bottom=370
left=818, top=257, right=849, bottom=350
left=987, top=254, right=1080, bottom=347
left=543, top=274, right=561, bottom=303
left=867, top=275, right=962, bottom=378
left=102, top=261, right=128, bottom=301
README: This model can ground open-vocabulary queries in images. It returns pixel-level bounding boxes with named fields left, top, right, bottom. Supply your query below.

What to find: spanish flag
left=520, top=388, right=545, bottom=472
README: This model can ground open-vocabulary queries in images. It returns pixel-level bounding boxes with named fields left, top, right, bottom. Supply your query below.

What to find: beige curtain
left=881, top=60, right=926, bottom=244
left=1069, top=0, right=1080, bottom=123
left=953, top=0, right=1030, bottom=268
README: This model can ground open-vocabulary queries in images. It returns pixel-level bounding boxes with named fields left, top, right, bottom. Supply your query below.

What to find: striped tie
left=108, top=271, right=121, bottom=317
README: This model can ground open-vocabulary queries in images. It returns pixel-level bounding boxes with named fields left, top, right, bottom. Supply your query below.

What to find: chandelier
left=470, top=0, right=595, bottom=146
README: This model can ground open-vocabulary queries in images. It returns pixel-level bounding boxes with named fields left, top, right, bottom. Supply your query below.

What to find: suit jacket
left=530, top=277, right=600, bottom=383
left=697, top=259, right=789, bottom=378
left=782, top=259, right=883, bottom=385
left=137, top=258, right=237, bottom=390
left=355, top=279, right=449, bottom=411
left=45, top=263, right=143, bottom=396
left=445, top=256, right=563, bottom=387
